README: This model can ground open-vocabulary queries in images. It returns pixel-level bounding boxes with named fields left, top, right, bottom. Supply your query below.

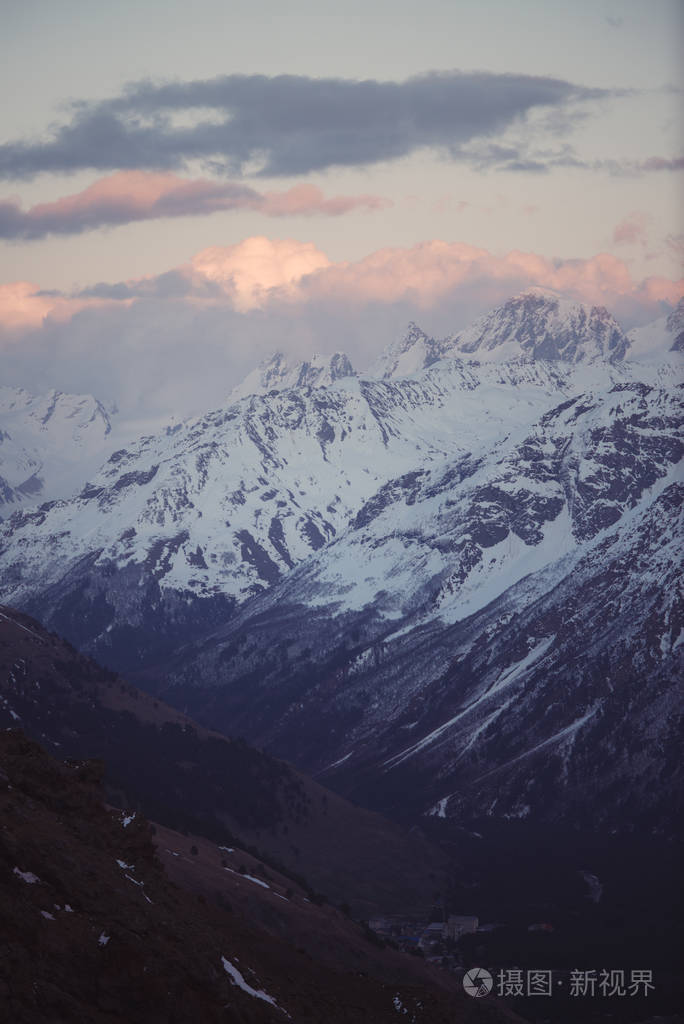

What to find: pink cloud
left=0, top=172, right=391, bottom=240
left=637, top=275, right=684, bottom=305
left=291, top=242, right=676, bottom=311
left=1, top=237, right=682, bottom=334
left=190, top=237, right=332, bottom=311
left=0, top=281, right=110, bottom=332
left=613, top=211, right=650, bottom=246
left=259, top=184, right=391, bottom=217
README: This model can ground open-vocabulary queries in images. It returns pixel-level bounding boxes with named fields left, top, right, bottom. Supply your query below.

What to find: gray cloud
left=0, top=71, right=606, bottom=181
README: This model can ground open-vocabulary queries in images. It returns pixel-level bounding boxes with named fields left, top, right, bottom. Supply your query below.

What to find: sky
left=1, top=0, right=682, bottom=427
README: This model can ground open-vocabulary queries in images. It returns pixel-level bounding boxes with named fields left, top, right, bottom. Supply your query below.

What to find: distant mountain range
left=1, top=290, right=681, bottom=837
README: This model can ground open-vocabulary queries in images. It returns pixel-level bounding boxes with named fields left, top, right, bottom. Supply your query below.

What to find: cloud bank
left=0, top=70, right=606, bottom=180
left=3, top=236, right=681, bottom=334
left=1, top=235, right=681, bottom=429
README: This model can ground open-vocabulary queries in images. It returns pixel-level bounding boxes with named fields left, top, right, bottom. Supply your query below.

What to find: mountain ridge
left=0, top=289, right=681, bottom=838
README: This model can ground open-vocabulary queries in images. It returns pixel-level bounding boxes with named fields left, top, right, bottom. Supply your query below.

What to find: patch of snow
left=13, top=867, right=40, bottom=884
left=116, top=859, right=134, bottom=869
left=322, top=750, right=354, bottom=771
left=120, top=812, right=136, bottom=828
left=243, top=874, right=270, bottom=889
left=40, top=910, right=55, bottom=920
left=428, top=797, right=449, bottom=818
left=98, top=932, right=110, bottom=946
left=221, top=956, right=286, bottom=1014
left=0, top=611, right=43, bottom=638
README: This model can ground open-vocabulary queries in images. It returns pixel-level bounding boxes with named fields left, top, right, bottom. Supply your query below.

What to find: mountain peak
left=369, top=321, right=456, bottom=379
left=228, top=349, right=356, bottom=402
left=453, top=291, right=630, bottom=363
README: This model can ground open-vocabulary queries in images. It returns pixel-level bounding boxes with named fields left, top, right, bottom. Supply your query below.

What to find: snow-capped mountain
left=0, top=357, right=601, bottom=663
left=452, top=290, right=631, bottom=363
left=0, top=386, right=114, bottom=516
left=372, top=291, right=632, bottom=379
left=0, top=291, right=681, bottom=833
left=228, top=350, right=356, bottom=402
left=153, top=379, right=682, bottom=831
left=369, top=322, right=458, bottom=379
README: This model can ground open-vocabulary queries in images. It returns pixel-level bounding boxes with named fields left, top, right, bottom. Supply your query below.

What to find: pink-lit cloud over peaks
left=190, top=237, right=332, bottom=311
left=1, top=237, right=682, bottom=337
left=0, top=172, right=391, bottom=240
left=289, top=241, right=683, bottom=311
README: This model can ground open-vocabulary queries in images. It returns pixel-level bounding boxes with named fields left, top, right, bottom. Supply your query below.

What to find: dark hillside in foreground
left=0, top=730, right=522, bottom=1024
left=0, top=604, right=448, bottom=917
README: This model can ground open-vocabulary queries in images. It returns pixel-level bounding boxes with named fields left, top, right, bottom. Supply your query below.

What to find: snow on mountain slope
left=258, top=381, right=683, bottom=625
left=626, top=296, right=683, bottom=362
left=157, top=374, right=682, bottom=679
left=159, top=459, right=682, bottom=832
left=0, top=386, right=114, bottom=516
left=228, top=350, right=356, bottom=402
left=369, top=322, right=458, bottom=379
left=0, top=358, right=595, bottom=666
left=342, top=477, right=684, bottom=831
